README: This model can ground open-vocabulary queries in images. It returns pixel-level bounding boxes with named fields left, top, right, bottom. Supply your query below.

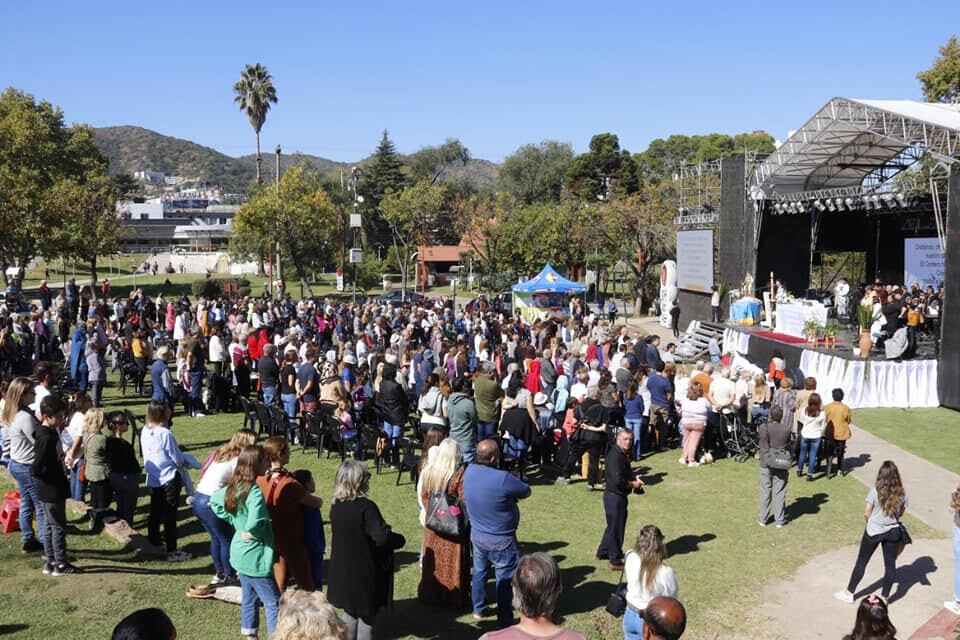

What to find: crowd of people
left=0, top=281, right=948, bottom=639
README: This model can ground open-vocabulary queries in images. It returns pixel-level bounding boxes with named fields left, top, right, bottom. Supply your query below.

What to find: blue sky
left=3, top=1, right=958, bottom=162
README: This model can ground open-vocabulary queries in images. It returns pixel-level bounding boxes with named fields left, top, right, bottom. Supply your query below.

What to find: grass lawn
left=853, top=408, right=960, bottom=473
left=0, top=379, right=940, bottom=640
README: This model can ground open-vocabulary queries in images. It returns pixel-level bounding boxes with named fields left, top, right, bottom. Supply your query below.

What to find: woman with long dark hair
left=841, top=595, right=897, bottom=640
left=211, top=445, right=281, bottom=640
left=796, top=392, right=826, bottom=481
left=835, top=461, right=908, bottom=604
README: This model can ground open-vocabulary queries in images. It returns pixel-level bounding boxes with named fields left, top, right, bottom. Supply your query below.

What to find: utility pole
left=274, top=144, right=281, bottom=299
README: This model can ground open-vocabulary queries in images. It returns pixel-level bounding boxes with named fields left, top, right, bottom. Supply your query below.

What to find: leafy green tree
left=233, top=63, right=278, bottom=184
left=495, top=201, right=588, bottom=276
left=358, top=130, right=408, bottom=246
left=379, top=179, right=446, bottom=299
left=408, top=138, right=470, bottom=185
left=634, top=132, right=775, bottom=182
left=566, top=133, right=640, bottom=201
left=111, top=173, right=140, bottom=198
left=498, top=141, right=574, bottom=204
left=231, top=165, right=337, bottom=296
left=0, top=88, right=110, bottom=283
left=46, top=175, right=123, bottom=293
left=917, top=35, right=960, bottom=102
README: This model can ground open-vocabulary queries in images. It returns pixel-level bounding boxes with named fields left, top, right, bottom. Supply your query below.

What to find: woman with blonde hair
left=678, top=382, right=710, bottom=466
left=418, top=438, right=469, bottom=606
left=622, top=524, right=679, bottom=640
left=836, top=461, right=909, bottom=603
left=82, top=409, right=112, bottom=531
left=4, top=378, right=45, bottom=553
left=194, top=428, right=258, bottom=586
left=945, top=485, right=960, bottom=614
left=749, top=374, right=772, bottom=423
left=274, top=589, right=348, bottom=640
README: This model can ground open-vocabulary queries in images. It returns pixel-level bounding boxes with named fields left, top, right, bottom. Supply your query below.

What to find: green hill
left=93, top=126, right=499, bottom=193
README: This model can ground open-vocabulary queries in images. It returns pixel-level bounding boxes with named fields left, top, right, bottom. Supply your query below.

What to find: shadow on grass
left=558, top=574, right=617, bottom=615
left=844, top=453, right=872, bottom=472
left=785, top=492, right=829, bottom=520
left=79, top=563, right=212, bottom=577
left=641, top=471, right=668, bottom=486
left=857, top=555, right=937, bottom=604
left=666, top=533, right=717, bottom=557
left=380, top=597, right=485, bottom=639
left=0, top=625, right=29, bottom=634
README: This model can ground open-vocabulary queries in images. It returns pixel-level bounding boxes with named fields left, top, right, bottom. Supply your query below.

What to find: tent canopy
left=512, top=264, right=586, bottom=294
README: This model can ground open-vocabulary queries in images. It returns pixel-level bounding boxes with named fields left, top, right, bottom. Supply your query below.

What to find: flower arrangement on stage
left=823, top=322, right=840, bottom=348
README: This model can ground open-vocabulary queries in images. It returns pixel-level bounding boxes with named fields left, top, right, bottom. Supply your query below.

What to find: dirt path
left=751, top=428, right=959, bottom=639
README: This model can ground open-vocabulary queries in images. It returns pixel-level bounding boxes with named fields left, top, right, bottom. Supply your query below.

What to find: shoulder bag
left=761, top=424, right=794, bottom=470
left=895, top=513, right=912, bottom=558
left=605, top=555, right=628, bottom=617
left=425, top=473, right=469, bottom=541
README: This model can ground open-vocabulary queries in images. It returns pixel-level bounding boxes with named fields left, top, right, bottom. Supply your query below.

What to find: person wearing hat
left=341, top=353, right=357, bottom=393
left=319, top=361, right=348, bottom=417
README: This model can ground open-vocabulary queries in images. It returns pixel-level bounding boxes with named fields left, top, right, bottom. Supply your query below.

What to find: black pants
left=88, top=479, right=113, bottom=528
left=562, top=438, right=603, bottom=485
left=134, top=357, right=148, bottom=393
left=827, top=439, right=847, bottom=476
left=846, top=530, right=899, bottom=597
left=672, top=319, right=680, bottom=337
left=148, top=476, right=182, bottom=552
left=597, top=492, right=628, bottom=563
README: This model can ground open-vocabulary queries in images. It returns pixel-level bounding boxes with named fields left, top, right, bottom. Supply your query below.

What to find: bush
left=237, top=286, right=252, bottom=298
left=191, top=278, right=223, bottom=299
left=237, top=278, right=251, bottom=288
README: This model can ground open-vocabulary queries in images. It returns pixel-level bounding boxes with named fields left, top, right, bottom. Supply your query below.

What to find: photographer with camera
left=597, top=428, right=645, bottom=570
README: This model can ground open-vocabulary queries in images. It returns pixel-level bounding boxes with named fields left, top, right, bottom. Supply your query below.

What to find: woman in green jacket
left=211, top=445, right=280, bottom=640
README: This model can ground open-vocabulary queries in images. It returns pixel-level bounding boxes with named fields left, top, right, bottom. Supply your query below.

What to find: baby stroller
left=721, top=411, right=759, bottom=463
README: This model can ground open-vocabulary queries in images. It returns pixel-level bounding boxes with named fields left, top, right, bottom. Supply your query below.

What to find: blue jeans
left=383, top=421, right=403, bottom=465
left=8, top=460, right=45, bottom=544
left=471, top=539, right=519, bottom=629
left=193, top=493, right=235, bottom=577
left=623, top=606, right=645, bottom=640
left=626, top=418, right=643, bottom=459
left=262, top=385, right=277, bottom=406
left=797, top=437, right=820, bottom=477
left=477, top=420, right=497, bottom=442
left=503, top=438, right=527, bottom=460
left=281, top=392, right=297, bottom=421
left=239, top=573, right=281, bottom=636
left=953, top=526, right=960, bottom=601
left=70, top=460, right=86, bottom=502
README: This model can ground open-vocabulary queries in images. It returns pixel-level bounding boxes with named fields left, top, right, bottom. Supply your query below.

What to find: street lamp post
left=274, top=144, right=281, bottom=298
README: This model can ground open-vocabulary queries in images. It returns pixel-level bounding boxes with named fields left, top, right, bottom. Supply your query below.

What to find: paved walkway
left=753, top=428, right=959, bottom=639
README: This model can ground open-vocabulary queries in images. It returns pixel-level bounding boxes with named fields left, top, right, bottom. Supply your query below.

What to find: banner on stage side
left=903, top=238, right=944, bottom=289
left=676, top=230, right=713, bottom=293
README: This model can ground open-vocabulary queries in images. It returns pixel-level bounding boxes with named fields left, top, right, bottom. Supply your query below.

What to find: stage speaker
left=939, top=171, right=960, bottom=410
left=718, top=155, right=752, bottom=286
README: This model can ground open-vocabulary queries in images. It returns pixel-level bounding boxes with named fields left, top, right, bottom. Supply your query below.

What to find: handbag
left=761, top=425, right=794, bottom=471
left=895, top=516, right=912, bottom=558
left=425, top=473, right=469, bottom=540
left=605, top=560, right=628, bottom=617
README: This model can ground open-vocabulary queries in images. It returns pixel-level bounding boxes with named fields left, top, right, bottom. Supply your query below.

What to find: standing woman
left=622, top=524, right=679, bottom=640
left=211, top=445, right=281, bottom=640
left=82, top=410, right=112, bottom=531
left=944, top=485, right=960, bottom=615
left=105, top=411, right=141, bottom=526
left=85, top=319, right=105, bottom=407
left=796, top=393, right=826, bottom=481
left=62, top=391, right=93, bottom=502
left=328, top=459, right=406, bottom=640
left=417, top=373, right=447, bottom=435
left=835, top=461, right=909, bottom=604
left=418, top=438, right=469, bottom=607
left=770, top=378, right=797, bottom=441
left=678, top=382, right=710, bottom=467
left=4, top=378, right=45, bottom=553
left=279, top=350, right=299, bottom=431
left=194, top=428, right=257, bottom=586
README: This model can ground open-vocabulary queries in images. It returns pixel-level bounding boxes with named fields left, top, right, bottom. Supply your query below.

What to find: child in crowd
left=178, top=451, right=203, bottom=505
left=337, top=399, right=361, bottom=457
left=105, top=411, right=141, bottom=526
left=82, top=409, right=112, bottom=531
left=292, top=469, right=326, bottom=589
left=140, top=401, right=191, bottom=562
left=31, top=395, right=79, bottom=575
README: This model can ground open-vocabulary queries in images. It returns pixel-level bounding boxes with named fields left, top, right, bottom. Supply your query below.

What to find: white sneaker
left=758, top=520, right=767, bottom=527
left=686, top=461, right=700, bottom=467
left=945, top=600, right=960, bottom=615
left=834, top=590, right=854, bottom=604
left=678, top=457, right=686, bottom=465
left=194, top=412, right=206, bottom=418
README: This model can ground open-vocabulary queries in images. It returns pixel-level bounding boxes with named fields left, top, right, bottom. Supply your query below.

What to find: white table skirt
left=775, top=301, right=829, bottom=337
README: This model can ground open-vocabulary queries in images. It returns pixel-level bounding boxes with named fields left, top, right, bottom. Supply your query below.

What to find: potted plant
left=803, top=318, right=822, bottom=345
left=823, top=322, right=840, bottom=348
left=856, top=305, right=874, bottom=358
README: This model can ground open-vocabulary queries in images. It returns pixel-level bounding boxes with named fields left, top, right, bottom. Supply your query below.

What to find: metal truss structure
left=675, top=159, right=721, bottom=228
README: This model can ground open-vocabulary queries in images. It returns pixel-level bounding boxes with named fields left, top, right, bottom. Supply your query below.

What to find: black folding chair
left=360, top=424, right=387, bottom=475
left=395, top=437, right=421, bottom=486
left=267, top=405, right=290, bottom=441
left=254, top=401, right=272, bottom=438
left=321, top=413, right=347, bottom=462
left=124, top=410, right=141, bottom=456
left=300, top=411, right=323, bottom=455
left=237, top=396, right=259, bottom=433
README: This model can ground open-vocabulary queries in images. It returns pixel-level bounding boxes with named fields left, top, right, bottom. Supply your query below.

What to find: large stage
left=722, top=326, right=939, bottom=409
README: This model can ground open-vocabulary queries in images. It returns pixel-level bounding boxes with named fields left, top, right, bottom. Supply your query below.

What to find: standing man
left=39, top=280, right=52, bottom=312
left=473, top=362, right=502, bottom=442
left=646, top=363, right=673, bottom=451
left=539, top=348, right=557, bottom=396
left=707, top=332, right=721, bottom=365
left=65, top=278, right=78, bottom=322
left=710, top=285, right=720, bottom=323
left=447, top=377, right=478, bottom=463
left=463, top=439, right=531, bottom=629
left=670, top=302, right=681, bottom=338
left=597, top=428, right=644, bottom=570
left=757, top=405, right=792, bottom=528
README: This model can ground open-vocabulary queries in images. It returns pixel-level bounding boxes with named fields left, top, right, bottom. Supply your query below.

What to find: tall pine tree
left=359, top=130, right=408, bottom=246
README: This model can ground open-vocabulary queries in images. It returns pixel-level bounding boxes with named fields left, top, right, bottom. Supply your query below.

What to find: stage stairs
left=675, top=320, right=726, bottom=364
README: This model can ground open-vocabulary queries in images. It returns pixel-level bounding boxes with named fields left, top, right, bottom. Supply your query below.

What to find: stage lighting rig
left=881, top=193, right=896, bottom=208
left=826, top=199, right=836, bottom=212
left=895, top=192, right=908, bottom=207
left=796, top=202, right=805, bottom=213
left=813, top=199, right=826, bottom=212
left=844, top=197, right=855, bottom=210
left=834, top=197, right=845, bottom=211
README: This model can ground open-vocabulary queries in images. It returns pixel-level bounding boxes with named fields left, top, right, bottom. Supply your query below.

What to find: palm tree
left=233, top=63, right=278, bottom=184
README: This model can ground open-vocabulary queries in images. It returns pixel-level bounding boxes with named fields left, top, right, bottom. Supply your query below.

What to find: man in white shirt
left=708, top=366, right=736, bottom=414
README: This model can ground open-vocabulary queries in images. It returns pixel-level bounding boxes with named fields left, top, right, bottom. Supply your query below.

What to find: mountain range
left=92, top=126, right=499, bottom=193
